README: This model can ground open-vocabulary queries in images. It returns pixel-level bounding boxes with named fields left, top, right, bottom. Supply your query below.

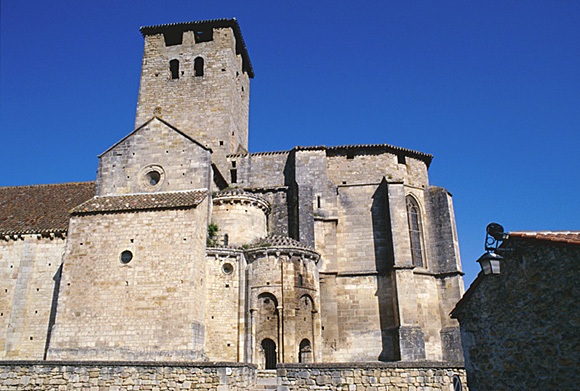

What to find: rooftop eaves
left=228, top=143, right=433, bottom=167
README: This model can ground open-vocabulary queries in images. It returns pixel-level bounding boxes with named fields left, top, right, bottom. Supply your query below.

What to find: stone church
left=0, top=19, right=465, bottom=369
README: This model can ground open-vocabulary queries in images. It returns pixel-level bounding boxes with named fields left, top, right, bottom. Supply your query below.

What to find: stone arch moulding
left=299, top=293, right=315, bottom=311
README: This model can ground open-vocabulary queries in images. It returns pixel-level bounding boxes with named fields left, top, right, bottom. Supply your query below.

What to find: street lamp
left=476, top=251, right=502, bottom=275
left=476, top=223, right=507, bottom=275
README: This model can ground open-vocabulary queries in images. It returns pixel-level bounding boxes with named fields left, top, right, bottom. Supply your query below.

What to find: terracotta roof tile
left=249, top=235, right=315, bottom=251
left=0, top=182, right=95, bottom=235
left=509, top=231, right=580, bottom=245
left=71, top=190, right=208, bottom=215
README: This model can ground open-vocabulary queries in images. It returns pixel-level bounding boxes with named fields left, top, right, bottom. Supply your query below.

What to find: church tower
left=135, top=19, right=254, bottom=176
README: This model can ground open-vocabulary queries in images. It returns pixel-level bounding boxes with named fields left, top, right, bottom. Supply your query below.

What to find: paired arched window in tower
left=406, top=195, right=425, bottom=268
left=169, top=58, right=203, bottom=79
left=169, top=59, right=179, bottom=79
left=194, top=57, right=204, bottom=76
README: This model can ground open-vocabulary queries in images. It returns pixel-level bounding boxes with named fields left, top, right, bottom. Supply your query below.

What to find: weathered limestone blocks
left=0, top=361, right=257, bottom=390
left=278, top=362, right=468, bottom=391
left=211, top=190, right=270, bottom=245
left=0, top=235, right=65, bottom=360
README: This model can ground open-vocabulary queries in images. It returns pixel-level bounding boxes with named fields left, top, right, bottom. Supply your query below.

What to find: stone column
left=249, top=308, right=257, bottom=364
left=386, top=179, right=426, bottom=361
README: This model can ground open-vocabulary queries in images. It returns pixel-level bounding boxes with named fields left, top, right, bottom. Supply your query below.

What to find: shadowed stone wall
left=452, top=239, right=579, bottom=391
left=0, top=236, right=65, bottom=360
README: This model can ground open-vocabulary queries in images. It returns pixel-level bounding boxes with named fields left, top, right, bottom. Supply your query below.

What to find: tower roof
left=140, top=18, right=254, bottom=78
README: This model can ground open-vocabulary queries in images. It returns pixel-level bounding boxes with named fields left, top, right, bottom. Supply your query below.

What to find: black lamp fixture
left=477, top=223, right=508, bottom=275
left=476, top=251, right=502, bottom=275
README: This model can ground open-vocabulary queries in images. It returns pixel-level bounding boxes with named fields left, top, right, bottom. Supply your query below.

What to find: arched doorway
left=261, top=338, right=277, bottom=369
left=299, top=339, right=312, bottom=363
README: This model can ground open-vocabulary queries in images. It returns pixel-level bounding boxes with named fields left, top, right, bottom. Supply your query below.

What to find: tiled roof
left=227, top=150, right=289, bottom=158
left=0, top=182, right=95, bottom=235
left=140, top=19, right=254, bottom=78
left=249, top=235, right=314, bottom=251
left=214, top=188, right=256, bottom=197
left=72, top=190, right=208, bottom=215
left=509, top=231, right=580, bottom=245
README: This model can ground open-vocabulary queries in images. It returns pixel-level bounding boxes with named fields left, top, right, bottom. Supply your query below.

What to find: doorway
left=261, top=338, right=277, bottom=369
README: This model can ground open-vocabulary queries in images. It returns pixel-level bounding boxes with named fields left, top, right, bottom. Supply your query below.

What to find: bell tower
left=135, top=19, right=253, bottom=176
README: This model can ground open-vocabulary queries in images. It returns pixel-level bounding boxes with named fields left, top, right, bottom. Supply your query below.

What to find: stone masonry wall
left=0, top=236, right=65, bottom=359
left=319, top=274, right=395, bottom=362
left=453, top=241, right=579, bottom=391
left=0, top=361, right=256, bottom=391
left=414, top=274, right=444, bottom=361
left=228, top=152, right=289, bottom=188
left=326, top=151, right=429, bottom=189
left=336, top=184, right=390, bottom=274
left=278, top=362, right=468, bottom=391
left=47, top=201, right=208, bottom=361
left=211, top=201, right=267, bottom=246
left=257, top=189, right=289, bottom=237
left=424, top=187, right=462, bottom=274
left=204, top=251, right=245, bottom=362
left=97, top=118, right=212, bottom=196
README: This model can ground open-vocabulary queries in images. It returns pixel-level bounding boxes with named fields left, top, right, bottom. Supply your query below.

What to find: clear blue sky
left=1, top=1, right=579, bottom=286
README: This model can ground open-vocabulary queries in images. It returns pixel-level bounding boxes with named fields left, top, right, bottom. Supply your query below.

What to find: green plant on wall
left=207, top=223, right=219, bottom=246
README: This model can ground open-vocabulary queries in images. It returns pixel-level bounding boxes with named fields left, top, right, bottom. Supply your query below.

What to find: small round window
left=222, top=263, right=234, bottom=275
left=139, top=164, right=165, bottom=191
left=120, top=250, right=133, bottom=264
left=147, top=171, right=161, bottom=186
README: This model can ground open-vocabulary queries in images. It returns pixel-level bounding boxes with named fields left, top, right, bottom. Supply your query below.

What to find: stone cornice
left=212, top=192, right=271, bottom=214
left=245, top=246, right=320, bottom=264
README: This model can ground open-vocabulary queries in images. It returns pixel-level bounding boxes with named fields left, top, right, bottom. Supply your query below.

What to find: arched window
left=406, top=195, right=424, bottom=268
left=223, top=234, right=229, bottom=246
left=170, top=59, right=179, bottom=79
left=194, top=57, right=204, bottom=76
left=299, top=339, right=312, bottom=363
left=453, top=375, right=462, bottom=391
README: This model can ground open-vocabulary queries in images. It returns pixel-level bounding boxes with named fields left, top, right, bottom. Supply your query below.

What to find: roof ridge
left=510, top=230, right=580, bottom=234
left=0, top=181, right=95, bottom=190
left=227, top=142, right=432, bottom=162
left=94, top=188, right=208, bottom=198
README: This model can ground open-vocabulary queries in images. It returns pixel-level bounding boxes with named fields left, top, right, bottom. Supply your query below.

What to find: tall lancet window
left=406, top=195, right=424, bottom=268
